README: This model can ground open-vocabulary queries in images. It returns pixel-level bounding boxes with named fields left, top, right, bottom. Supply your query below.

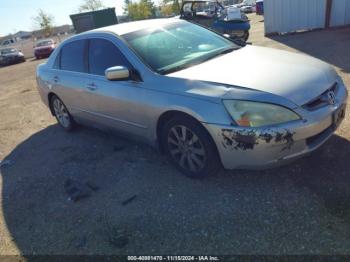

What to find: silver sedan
left=36, top=19, right=348, bottom=178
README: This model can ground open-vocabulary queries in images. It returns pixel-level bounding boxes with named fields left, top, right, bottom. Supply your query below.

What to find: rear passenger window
left=60, top=40, right=86, bottom=73
left=89, top=39, right=131, bottom=76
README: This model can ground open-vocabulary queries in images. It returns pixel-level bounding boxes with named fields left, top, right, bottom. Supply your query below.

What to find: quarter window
left=88, top=39, right=131, bottom=76
left=60, top=40, right=87, bottom=73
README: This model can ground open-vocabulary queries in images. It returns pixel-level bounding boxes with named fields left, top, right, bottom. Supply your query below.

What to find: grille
left=303, top=83, right=338, bottom=111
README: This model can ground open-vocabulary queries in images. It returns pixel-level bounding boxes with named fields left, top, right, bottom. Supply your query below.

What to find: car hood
left=169, top=45, right=338, bottom=106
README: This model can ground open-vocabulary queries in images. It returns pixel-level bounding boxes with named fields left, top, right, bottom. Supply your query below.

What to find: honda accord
left=36, top=19, right=348, bottom=178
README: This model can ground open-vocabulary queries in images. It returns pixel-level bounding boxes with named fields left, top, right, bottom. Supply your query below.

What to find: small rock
left=64, top=179, right=91, bottom=202
left=121, top=195, right=137, bottom=206
left=86, top=181, right=99, bottom=191
left=109, top=228, right=129, bottom=248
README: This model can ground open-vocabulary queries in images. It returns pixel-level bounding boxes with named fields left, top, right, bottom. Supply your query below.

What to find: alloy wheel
left=53, top=98, right=71, bottom=128
left=167, top=125, right=206, bottom=172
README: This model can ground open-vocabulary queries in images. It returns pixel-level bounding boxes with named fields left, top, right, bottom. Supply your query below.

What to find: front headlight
left=223, top=100, right=300, bottom=127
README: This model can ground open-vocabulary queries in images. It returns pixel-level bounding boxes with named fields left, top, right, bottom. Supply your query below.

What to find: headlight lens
left=223, top=100, right=300, bottom=127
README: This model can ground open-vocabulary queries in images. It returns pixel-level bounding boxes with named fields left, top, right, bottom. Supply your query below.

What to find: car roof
left=92, top=18, right=182, bottom=36
left=183, top=0, right=217, bottom=1
left=36, top=39, right=54, bottom=43
left=0, top=47, right=17, bottom=51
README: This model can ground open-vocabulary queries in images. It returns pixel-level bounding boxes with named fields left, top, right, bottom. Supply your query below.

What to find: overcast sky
left=0, top=0, right=126, bottom=36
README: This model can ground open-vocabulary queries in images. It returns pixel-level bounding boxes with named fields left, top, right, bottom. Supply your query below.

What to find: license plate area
left=333, top=104, right=346, bottom=129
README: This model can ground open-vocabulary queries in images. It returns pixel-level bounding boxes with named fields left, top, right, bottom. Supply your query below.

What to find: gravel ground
left=0, top=14, right=350, bottom=255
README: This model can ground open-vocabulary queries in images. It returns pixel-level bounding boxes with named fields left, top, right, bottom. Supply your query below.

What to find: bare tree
left=78, top=0, right=105, bottom=12
left=32, top=9, right=54, bottom=37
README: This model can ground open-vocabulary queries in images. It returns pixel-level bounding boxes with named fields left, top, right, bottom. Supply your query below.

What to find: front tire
left=161, top=116, right=221, bottom=178
left=50, top=95, right=75, bottom=131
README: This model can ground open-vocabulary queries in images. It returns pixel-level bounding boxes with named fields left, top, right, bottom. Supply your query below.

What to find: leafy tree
left=160, top=0, right=181, bottom=17
left=141, top=0, right=156, bottom=17
left=33, top=9, right=54, bottom=36
left=172, top=0, right=181, bottom=14
left=160, top=4, right=174, bottom=17
left=123, top=0, right=130, bottom=14
left=78, top=0, right=105, bottom=12
left=126, top=0, right=155, bottom=21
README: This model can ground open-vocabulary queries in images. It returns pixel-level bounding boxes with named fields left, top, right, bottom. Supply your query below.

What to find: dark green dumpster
left=70, top=8, right=118, bottom=33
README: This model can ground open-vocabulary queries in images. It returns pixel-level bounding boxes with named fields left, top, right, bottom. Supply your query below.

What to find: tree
left=140, top=0, right=156, bottom=17
left=123, top=0, right=130, bottom=14
left=160, top=4, right=174, bottom=17
left=172, top=0, right=180, bottom=14
left=78, top=0, right=105, bottom=12
left=126, top=0, right=155, bottom=21
left=33, top=9, right=54, bottom=37
left=159, top=0, right=181, bottom=17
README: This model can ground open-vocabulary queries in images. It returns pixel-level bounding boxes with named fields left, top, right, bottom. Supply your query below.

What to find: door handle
left=87, top=82, right=97, bottom=91
left=53, top=76, right=59, bottom=83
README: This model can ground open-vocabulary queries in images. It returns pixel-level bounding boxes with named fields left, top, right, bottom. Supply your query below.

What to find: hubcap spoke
left=170, top=128, right=181, bottom=142
left=181, top=126, right=187, bottom=141
left=191, top=153, right=204, bottom=167
left=187, top=155, right=196, bottom=171
left=192, top=147, right=205, bottom=156
left=189, top=134, right=199, bottom=145
left=168, top=137, right=179, bottom=146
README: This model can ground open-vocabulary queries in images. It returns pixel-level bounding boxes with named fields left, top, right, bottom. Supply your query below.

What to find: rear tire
left=50, top=95, right=75, bottom=131
left=161, top=116, right=221, bottom=178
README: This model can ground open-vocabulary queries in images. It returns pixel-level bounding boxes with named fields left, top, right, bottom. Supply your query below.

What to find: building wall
left=264, top=0, right=327, bottom=34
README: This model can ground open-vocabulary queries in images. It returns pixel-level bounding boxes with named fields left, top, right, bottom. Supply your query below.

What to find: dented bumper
left=203, top=86, right=348, bottom=170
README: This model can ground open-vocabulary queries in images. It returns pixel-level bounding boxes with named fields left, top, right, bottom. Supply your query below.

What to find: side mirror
left=105, top=66, right=130, bottom=81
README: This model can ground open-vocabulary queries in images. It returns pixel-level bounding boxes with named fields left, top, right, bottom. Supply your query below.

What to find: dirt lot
left=1, top=15, right=350, bottom=256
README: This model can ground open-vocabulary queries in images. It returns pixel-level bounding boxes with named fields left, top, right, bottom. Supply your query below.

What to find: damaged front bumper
left=203, top=86, right=348, bottom=170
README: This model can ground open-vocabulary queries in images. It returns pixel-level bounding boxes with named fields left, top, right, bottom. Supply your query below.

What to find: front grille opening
left=303, top=83, right=338, bottom=111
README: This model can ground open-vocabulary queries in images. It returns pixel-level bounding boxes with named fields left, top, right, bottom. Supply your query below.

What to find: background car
left=0, top=48, right=25, bottom=66
left=180, top=0, right=251, bottom=41
left=36, top=19, right=347, bottom=178
left=34, top=39, right=56, bottom=59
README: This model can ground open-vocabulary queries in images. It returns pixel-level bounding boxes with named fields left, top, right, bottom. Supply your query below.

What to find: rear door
left=50, top=39, right=93, bottom=121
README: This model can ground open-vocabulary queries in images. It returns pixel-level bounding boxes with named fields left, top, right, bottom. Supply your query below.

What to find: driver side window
left=88, top=38, right=131, bottom=76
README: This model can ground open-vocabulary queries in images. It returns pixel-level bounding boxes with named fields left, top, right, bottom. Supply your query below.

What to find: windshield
left=122, top=21, right=238, bottom=74
left=0, top=48, right=17, bottom=54
left=36, top=40, right=53, bottom=47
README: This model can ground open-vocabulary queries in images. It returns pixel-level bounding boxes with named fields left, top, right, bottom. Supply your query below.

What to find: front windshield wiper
left=198, top=46, right=238, bottom=63
left=158, top=63, right=195, bottom=75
